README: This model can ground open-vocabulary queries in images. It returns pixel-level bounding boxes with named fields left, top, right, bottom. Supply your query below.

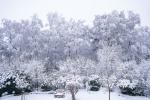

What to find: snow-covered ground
left=0, top=89, right=149, bottom=100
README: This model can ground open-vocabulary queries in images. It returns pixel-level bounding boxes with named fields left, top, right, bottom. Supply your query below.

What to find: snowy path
left=0, top=90, right=149, bottom=100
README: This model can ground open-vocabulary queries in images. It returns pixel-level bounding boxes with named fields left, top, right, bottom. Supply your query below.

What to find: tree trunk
left=71, top=91, right=76, bottom=100
left=108, top=87, right=110, bottom=100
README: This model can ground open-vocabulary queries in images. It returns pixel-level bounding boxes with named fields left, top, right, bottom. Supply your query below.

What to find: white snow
left=0, top=89, right=149, bottom=100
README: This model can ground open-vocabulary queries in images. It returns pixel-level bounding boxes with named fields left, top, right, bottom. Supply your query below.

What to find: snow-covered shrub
left=41, top=73, right=66, bottom=91
left=118, top=79, right=144, bottom=96
left=118, top=60, right=150, bottom=96
left=0, top=70, right=31, bottom=96
left=0, top=86, right=5, bottom=97
left=54, top=76, right=66, bottom=89
left=88, top=75, right=101, bottom=91
left=41, top=84, right=53, bottom=91
left=143, top=81, right=150, bottom=97
left=1, top=77, right=22, bottom=95
left=41, top=82, right=58, bottom=91
left=40, top=73, right=54, bottom=91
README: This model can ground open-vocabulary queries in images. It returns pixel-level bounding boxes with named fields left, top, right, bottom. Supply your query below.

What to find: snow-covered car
left=54, top=92, right=65, bottom=98
left=54, top=89, right=65, bottom=98
left=48, top=91, right=56, bottom=94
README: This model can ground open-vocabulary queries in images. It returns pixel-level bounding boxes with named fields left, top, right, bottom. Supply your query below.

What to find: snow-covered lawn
left=0, top=89, right=149, bottom=100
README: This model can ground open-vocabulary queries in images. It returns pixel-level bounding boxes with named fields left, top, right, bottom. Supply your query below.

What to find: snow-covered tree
left=91, top=11, right=143, bottom=62
left=58, top=56, right=96, bottom=99
left=97, top=44, right=123, bottom=100
left=22, top=60, right=45, bottom=91
left=58, top=56, right=96, bottom=77
left=66, top=75, right=81, bottom=100
left=0, top=10, right=150, bottom=98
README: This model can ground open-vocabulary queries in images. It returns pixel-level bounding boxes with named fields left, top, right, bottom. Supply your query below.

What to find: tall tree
left=97, top=43, right=123, bottom=100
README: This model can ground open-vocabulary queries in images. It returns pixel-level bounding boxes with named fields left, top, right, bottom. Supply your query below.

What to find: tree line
left=0, top=11, right=150, bottom=100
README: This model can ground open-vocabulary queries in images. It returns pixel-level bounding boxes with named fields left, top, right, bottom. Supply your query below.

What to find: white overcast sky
left=0, top=0, right=150, bottom=26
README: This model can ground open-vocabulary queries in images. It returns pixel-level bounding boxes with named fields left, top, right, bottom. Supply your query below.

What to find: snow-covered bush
left=88, top=75, right=101, bottom=91
left=118, top=79, right=145, bottom=96
left=55, top=76, right=66, bottom=89
left=0, top=69, right=31, bottom=96
left=41, top=84, right=54, bottom=91
left=41, top=77, right=66, bottom=91
left=41, top=79, right=58, bottom=91
left=0, top=77, right=22, bottom=96
left=40, top=73, right=55, bottom=91
left=143, top=80, right=150, bottom=97
left=118, top=60, right=150, bottom=96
